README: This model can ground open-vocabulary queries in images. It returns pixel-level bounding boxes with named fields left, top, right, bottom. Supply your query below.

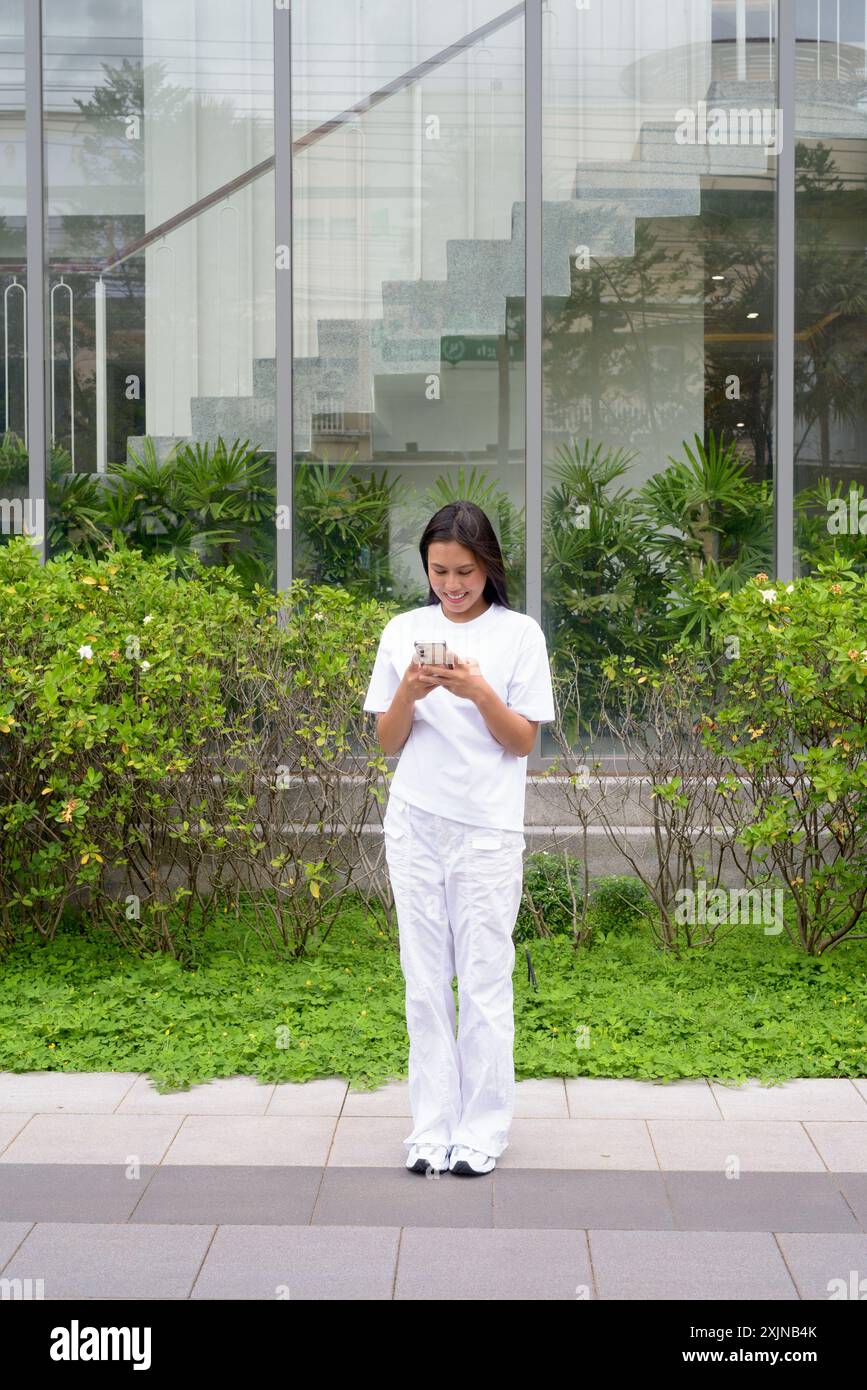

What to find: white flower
left=140, top=660, right=151, bottom=671
left=143, top=614, right=153, bottom=624
left=78, top=644, right=93, bottom=660
left=785, top=584, right=794, bottom=593
left=759, top=589, right=777, bottom=604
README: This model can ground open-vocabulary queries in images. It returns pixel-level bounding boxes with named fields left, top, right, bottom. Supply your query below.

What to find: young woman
left=363, top=501, right=555, bottom=1178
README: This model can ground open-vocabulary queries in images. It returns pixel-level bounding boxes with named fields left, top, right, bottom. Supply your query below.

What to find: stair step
left=708, top=77, right=867, bottom=139
left=639, top=120, right=772, bottom=175
left=572, top=162, right=700, bottom=218
left=190, top=396, right=276, bottom=450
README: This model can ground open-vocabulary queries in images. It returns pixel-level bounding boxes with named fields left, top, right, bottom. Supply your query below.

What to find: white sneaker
left=406, top=1142, right=450, bottom=1175
left=448, top=1144, right=496, bottom=1176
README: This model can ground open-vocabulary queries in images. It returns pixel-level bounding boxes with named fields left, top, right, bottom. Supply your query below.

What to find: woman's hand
left=415, top=654, right=489, bottom=704
left=398, top=658, right=440, bottom=702
left=400, top=654, right=537, bottom=755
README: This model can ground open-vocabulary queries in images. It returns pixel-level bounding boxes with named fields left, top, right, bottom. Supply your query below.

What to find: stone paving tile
left=710, top=1079, right=867, bottom=1121
left=565, top=1078, right=719, bottom=1119
left=190, top=1224, right=399, bottom=1299
left=338, top=1079, right=568, bottom=1118
left=0, top=1072, right=140, bottom=1113
left=0, top=1114, right=34, bottom=1155
left=2, top=1111, right=860, bottom=1181
left=648, top=1120, right=827, bottom=1172
left=589, top=1230, right=800, bottom=1300
left=3, top=1222, right=215, bottom=1299
left=0, top=1164, right=157, bottom=1223
left=117, top=1076, right=277, bottom=1115
left=495, top=1118, right=659, bottom=1169
left=837, top=1174, right=867, bottom=1229
left=340, top=1080, right=412, bottom=1117
left=161, top=1115, right=337, bottom=1166
left=776, top=1232, right=867, bottom=1300
left=312, top=1165, right=494, bottom=1228
left=132, top=1165, right=322, bottom=1225
left=265, top=1079, right=349, bottom=1116
left=328, top=1116, right=415, bottom=1165
left=394, top=1227, right=592, bottom=1300
left=853, top=1081, right=867, bottom=1106
left=328, top=1116, right=659, bottom=1171
left=512, top=1079, right=570, bottom=1117
left=803, top=1124, right=867, bottom=1173
left=0, top=1114, right=183, bottom=1166
left=492, top=1168, right=674, bottom=1229
left=662, top=1172, right=861, bottom=1232
left=5, top=1220, right=865, bottom=1301
left=4, top=1164, right=861, bottom=1236
left=0, top=1222, right=33, bottom=1269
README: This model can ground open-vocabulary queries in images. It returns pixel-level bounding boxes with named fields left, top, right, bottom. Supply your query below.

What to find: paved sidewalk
left=1, top=1075, right=865, bottom=1299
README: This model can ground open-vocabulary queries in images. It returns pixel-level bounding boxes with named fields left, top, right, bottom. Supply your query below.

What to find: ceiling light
left=736, top=421, right=745, bottom=427
left=747, top=311, right=759, bottom=319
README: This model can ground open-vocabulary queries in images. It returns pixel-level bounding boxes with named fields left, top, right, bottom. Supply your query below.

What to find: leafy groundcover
left=1, top=899, right=865, bottom=1092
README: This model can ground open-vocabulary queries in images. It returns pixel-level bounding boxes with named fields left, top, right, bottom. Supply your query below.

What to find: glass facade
left=2, top=1, right=867, bottom=758
left=793, top=0, right=867, bottom=574
left=290, top=1, right=526, bottom=607
left=541, top=0, right=777, bottom=730
left=0, top=1, right=26, bottom=473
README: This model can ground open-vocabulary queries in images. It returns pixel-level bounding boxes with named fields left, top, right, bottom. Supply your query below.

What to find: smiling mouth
left=444, top=591, right=468, bottom=601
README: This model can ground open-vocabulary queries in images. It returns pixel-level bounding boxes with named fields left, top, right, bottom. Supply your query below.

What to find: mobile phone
left=414, top=639, right=454, bottom=668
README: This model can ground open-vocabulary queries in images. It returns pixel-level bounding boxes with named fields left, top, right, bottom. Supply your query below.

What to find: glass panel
left=41, top=0, right=276, bottom=587
left=0, top=0, right=27, bottom=543
left=291, top=1, right=526, bottom=606
left=542, top=0, right=777, bottom=742
left=793, top=0, right=867, bottom=575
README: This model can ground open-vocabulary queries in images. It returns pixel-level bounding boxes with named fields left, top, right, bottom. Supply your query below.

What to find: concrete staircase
left=131, top=83, right=867, bottom=465
left=179, top=110, right=777, bottom=458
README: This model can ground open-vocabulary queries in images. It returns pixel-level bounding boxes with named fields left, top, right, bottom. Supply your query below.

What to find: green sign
left=440, top=335, right=524, bottom=365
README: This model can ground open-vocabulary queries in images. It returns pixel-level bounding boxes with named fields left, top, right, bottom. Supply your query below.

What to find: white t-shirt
left=363, top=600, right=556, bottom=831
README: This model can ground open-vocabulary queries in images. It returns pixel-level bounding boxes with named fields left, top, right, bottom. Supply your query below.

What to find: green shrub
left=587, top=875, right=653, bottom=933
left=516, top=857, right=655, bottom=946
left=0, top=537, right=396, bottom=960
left=516, top=850, right=589, bottom=943
left=699, top=567, right=867, bottom=955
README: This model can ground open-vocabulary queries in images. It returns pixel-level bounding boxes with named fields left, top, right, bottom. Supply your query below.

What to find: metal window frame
left=24, top=0, right=46, bottom=562
left=774, top=0, right=795, bottom=583
left=274, top=0, right=294, bottom=594
left=525, top=0, right=543, bottom=763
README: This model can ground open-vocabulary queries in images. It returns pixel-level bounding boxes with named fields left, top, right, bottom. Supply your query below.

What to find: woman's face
left=427, top=539, right=488, bottom=619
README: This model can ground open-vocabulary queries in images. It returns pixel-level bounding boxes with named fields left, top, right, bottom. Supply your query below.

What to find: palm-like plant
left=543, top=438, right=671, bottom=671
left=0, top=434, right=107, bottom=557
left=173, top=437, right=276, bottom=585
left=293, top=452, right=410, bottom=599
left=47, top=466, right=106, bottom=558
left=639, top=431, right=772, bottom=576
left=97, top=435, right=275, bottom=583
left=663, top=557, right=761, bottom=647
left=0, top=431, right=28, bottom=489
left=795, top=477, right=867, bottom=577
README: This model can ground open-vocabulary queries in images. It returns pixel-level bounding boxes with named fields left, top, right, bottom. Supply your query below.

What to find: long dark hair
left=419, top=501, right=512, bottom=609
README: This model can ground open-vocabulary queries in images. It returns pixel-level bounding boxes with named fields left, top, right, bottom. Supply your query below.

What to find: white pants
left=382, top=793, right=526, bottom=1158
